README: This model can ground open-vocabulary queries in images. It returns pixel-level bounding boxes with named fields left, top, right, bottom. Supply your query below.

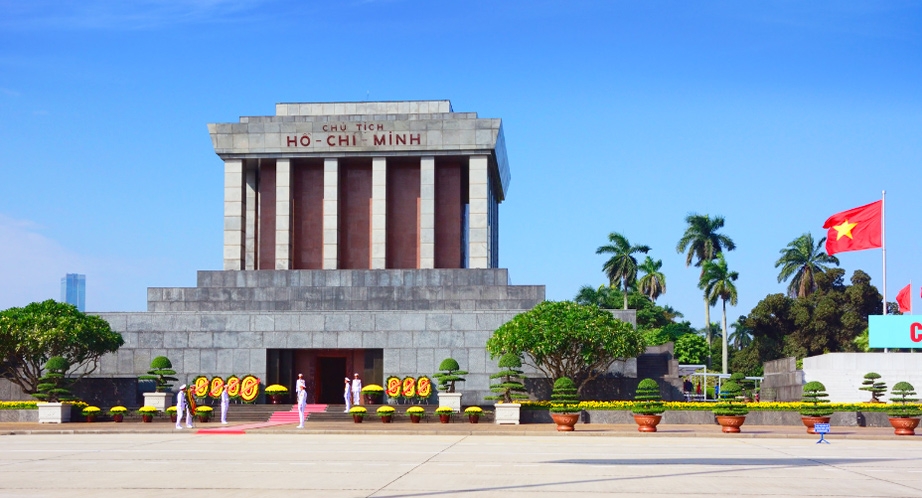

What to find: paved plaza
left=1, top=430, right=921, bottom=497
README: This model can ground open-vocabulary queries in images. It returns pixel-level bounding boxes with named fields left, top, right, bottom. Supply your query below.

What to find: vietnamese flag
left=896, top=284, right=911, bottom=314
left=823, top=200, right=882, bottom=255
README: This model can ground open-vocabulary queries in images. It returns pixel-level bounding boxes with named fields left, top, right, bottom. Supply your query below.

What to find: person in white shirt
left=220, top=384, right=230, bottom=424
left=343, top=377, right=352, bottom=412
left=352, top=373, right=362, bottom=406
left=296, top=379, right=307, bottom=428
left=296, top=373, right=306, bottom=393
left=175, top=385, right=187, bottom=429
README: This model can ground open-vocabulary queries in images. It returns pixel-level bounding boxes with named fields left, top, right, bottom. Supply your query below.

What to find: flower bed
left=519, top=400, right=916, bottom=413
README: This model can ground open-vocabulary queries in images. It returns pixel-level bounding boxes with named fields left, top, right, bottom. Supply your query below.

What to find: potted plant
left=349, top=406, right=366, bottom=423
left=464, top=406, right=483, bottom=424
left=362, top=384, right=385, bottom=405
left=712, top=380, right=748, bottom=433
left=435, top=406, right=454, bottom=423
left=860, top=372, right=887, bottom=403
left=138, top=356, right=177, bottom=412
left=34, top=356, right=75, bottom=424
left=265, top=384, right=289, bottom=404
left=376, top=406, right=395, bottom=423
left=195, top=406, right=213, bottom=423
left=549, top=377, right=581, bottom=432
left=166, top=406, right=178, bottom=423
left=887, top=381, right=922, bottom=436
left=434, top=358, right=467, bottom=412
left=632, top=378, right=666, bottom=432
left=109, top=406, right=127, bottom=423
left=138, top=406, right=157, bottom=423
left=799, top=381, right=833, bottom=434
left=486, top=353, right=528, bottom=425
left=81, top=406, right=100, bottom=422
left=406, top=406, right=425, bottom=423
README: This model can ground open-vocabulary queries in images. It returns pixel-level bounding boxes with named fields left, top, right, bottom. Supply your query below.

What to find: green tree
left=728, top=315, right=752, bottom=350
left=596, top=232, right=651, bottom=310
left=487, top=301, right=646, bottom=394
left=676, top=214, right=735, bottom=345
left=775, top=233, right=839, bottom=298
left=674, top=333, right=709, bottom=364
left=637, top=256, right=667, bottom=302
left=700, top=253, right=739, bottom=374
left=0, top=300, right=124, bottom=396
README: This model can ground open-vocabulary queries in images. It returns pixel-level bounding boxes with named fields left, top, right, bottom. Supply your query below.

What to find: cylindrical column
left=322, top=158, right=339, bottom=269
left=244, top=161, right=258, bottom=270
left=276, top=159, right=292, bottom=270
left=371, top=157, right=387, bottom=269
left=468, top=155, right=490, bottom=269
left=419, top=156, right=435, bottom=268
left=223, top=159, right=245, bottom=270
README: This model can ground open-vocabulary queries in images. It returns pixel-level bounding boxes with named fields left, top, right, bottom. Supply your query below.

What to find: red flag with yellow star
left=822, top=200, right=882, bottom=255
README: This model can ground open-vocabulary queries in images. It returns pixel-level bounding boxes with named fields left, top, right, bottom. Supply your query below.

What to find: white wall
left=803, top=352, right=922, bottom=403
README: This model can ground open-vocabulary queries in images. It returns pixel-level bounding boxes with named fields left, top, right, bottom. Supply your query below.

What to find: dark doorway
left=317, top=357, right=346, bottom=404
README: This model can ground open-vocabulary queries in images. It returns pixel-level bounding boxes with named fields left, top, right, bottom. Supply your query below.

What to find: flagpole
left=882, top=190, right=887, bottom=315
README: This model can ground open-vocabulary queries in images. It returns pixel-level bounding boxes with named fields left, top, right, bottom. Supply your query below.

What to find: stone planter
left=494, top=403, right=521, bottom=425
left=888, top=417, right=920, bottom=436
left=801, top=416, right=831, bottom=434
left=353, top=415, right=363, bottom=423
left=633, top=414, right=662, bottom=432
left=409, top=414, right=421, bottom=423
left=142, top=392, right=173, bottom=413
left=438, top=414, right=451, bottom=423
left=437, top=392, right=462, bottom=413
left=38, top=403, right=71, bottom=424
left=716, top=415, right=746, bottom=433
left=551, top=413, right=579, bottom=432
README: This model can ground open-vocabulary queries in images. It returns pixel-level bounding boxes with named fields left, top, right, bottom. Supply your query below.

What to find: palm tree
left=775, top=233, right=840, bottom=298
left=637, top=256, right=667, bottom=302
left=699, top=253, right=739, bottom=374
left=596, top=232, right=650, bottom=310
left=676, top=214, right=735, bottom=345
left=729, top=315, right=752, bottom=350
left=661, top=305, right=684, bottom=322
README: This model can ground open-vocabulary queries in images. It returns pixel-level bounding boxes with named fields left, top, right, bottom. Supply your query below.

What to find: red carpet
left=197, top=404, right=328, bottom=434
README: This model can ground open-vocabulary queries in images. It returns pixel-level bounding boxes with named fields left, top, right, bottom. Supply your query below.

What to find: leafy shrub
left=860, top=372, right=887, bottom=403
left=486, top=353, right=529, bottom=404
left=33, top=356, right=75, bottom=403
left=632, top=378, right=665, bottom=416
left=550, top=377, right=581, bottom=414
left=888, top=381, right=922, bottom=418
left=137, top=356, right=178, bottom=393
left=712, top=381, right=748, bottom=416
left=434, top=358, right=467, bottom=393
left=799, top=381, right=833, bottom=417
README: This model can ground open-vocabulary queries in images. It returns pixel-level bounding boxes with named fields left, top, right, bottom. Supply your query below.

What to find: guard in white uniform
left=343, top=377, right=352, bottom=412
left=296, top=380, right=307, bottom=428
left=352, top=373, right=362, bottom=406
left=175, top=385, right=187, bottom=429
left=296, top=373, right=306, bottom=393
left=220, top=384, right=230, bottom=424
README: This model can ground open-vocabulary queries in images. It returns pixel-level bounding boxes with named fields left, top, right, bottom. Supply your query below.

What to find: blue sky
left=1, top=1, right=920, bottom=329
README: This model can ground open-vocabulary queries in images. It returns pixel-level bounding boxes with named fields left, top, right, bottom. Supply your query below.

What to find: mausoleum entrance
left=266, top=348, right=383, bottom=404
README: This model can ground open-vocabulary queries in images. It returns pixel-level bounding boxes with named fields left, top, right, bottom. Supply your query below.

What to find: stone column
left=468, top=155, right=490, bottom=269
left=419, top=156, right=435, bottom=268
left=244, top=161, right=258, bottom=270
left=371, top=157, right=387, bottom=269
left=322, top=158, right=339, bottom=269
left=223, top=159, right=245, bottom=271
left=275, top=159, right=292, bottom=269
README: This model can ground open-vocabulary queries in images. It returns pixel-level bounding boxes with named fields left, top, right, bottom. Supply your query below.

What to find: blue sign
left=869, top=315, right=922, bottom=349
left=813, top=423, right=830, bottom=434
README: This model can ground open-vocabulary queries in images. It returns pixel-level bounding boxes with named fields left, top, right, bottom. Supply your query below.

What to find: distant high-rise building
left=61, top=273, right=86, bottom=312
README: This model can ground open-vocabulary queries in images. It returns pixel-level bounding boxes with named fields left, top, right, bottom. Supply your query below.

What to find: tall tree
left=676, top=214, right=735, bottom=345
left=729, top=315, right=753, bottom=350
left=700, top=253, right=739, bottom=374
left=775, top=233, right=840, bottom=298
left=637, top=256, right=667, bottom=302
left=596, top=232, right=650, bottom=310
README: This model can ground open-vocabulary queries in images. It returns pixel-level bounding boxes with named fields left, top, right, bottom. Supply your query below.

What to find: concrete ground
left=0, top=421, right=920, bottom=497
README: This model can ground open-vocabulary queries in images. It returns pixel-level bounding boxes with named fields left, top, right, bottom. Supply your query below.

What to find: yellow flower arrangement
left=137, top=405, right=158, bottom=414
left=195, top=406, right=213, bottom=414
left=0, top=401, right=38, bottom=410
left=108, top=406, right=128, bottom=414
left=166, top=406, right=177, bottom=414
left=265, top=384, right=289, bottom=394
left=435, top=406, right=454, bottom=415
left=81, top=406, right=101, bottom=416
left=405, top=406, right=425, bottom=414
left=361, top=384, right=385, bottom=394
left=376, top=406, right=395, bottom=416
left=464, top=406, right=483, bottom=414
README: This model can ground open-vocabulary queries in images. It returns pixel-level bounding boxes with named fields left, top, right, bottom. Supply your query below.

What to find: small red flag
left=823, top=200, right=882, bottom=255
left=896, top=284, right=911, bottom=314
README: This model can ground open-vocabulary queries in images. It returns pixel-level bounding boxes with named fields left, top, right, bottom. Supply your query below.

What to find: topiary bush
left=888, top=381, right=922, bottom=418
left=550, top=377, right=580, bottom=414
left=799, top=381, right=833, bottom=417
left=486, top=353, right=529, bottom=404
left=632, top=378, right=665, bottom=416
left=433, top=358, right=468, bottom=393
left=138, top=356, right=178, bottom=393
left=712, top=380, right=748, bottom=417
left=860, top=372, right=887, bottom=403
left=33, top=356, right=75, bottom=403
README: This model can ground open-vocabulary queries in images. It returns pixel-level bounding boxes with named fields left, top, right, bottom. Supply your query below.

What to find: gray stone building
left=32, top=101, right=547, bottom=406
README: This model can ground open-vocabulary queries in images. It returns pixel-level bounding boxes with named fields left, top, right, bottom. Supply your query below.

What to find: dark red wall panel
left=338, top=159, right=372, bottom=269
left=292, top=159, right=324, bottom=269
left=257, top=160, right=276, bottom=269
left=386, top=159, right=421, bottom=268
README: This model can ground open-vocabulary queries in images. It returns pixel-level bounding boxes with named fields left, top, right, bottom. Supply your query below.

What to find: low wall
left=523, top=409, right=892, bottom=427
left=804, top=352, right=922, bottom=403
left=0, top=410, right=39, bottom=422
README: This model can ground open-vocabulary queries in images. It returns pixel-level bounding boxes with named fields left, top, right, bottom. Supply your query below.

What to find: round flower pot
left=141, top=415, right=153, bottom=423
left=633, top=414, right=662, bottom=432
left=380, top=415, right=392, bottom=423
left=170, top=414, right=177, bottom=423
left=888, top=417, right=920, bottom=436
left=197, top=415, right=210, bottom=423
left=715, top=415, right=746, bottom=433
left=85, top=415, right=96, bottom=423
left=801, top=416, right=831, bottom=434
left=112, top=414, right=123, bottom=423
left=438, top=414, right=451, bottom=423
left=550, top=413, right=580, bottom=432
left=409, top=414, right=421, bottom=423
left=468, top=415, right=479, bottom=424
left=268, top=394, right=282, bottom=404
left=352, top=415, right=364, bottom=423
